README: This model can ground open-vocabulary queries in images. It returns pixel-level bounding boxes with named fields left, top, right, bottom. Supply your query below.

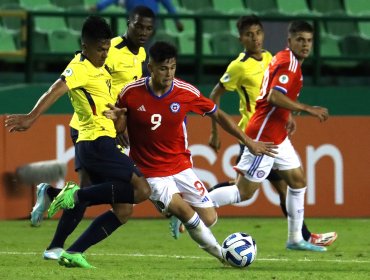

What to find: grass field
left=0, top=218, right=369, bottom=279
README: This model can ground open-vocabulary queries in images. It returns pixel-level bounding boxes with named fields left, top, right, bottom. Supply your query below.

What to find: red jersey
left=117, top=77, right=217, bottom=177
left=246, top=48, right=303, bottom=144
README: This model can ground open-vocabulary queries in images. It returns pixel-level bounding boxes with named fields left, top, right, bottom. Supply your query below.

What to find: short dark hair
left=149, top=41, right=177, bottom=63
left=288, top=20, right=314, bottom=35
left=236, top=15, right=263, bottom=34
left=129, top=5, right=156, bottom=21
left=82, top=15, right=112, bottom=43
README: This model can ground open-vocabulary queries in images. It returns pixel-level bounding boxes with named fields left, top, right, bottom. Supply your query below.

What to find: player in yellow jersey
left=207, top=15, right=337, bottom=247
left=21, top=6, right=156, bottom=261
left=6, top=15, right=152, bottom=268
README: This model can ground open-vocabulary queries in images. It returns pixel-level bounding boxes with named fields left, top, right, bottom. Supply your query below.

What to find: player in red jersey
left=105, top=41, right=277, bottom=263
left=209, top=21, right=331, bottom=252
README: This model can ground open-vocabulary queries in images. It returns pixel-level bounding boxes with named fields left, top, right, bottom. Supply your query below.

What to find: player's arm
left=267, top=89, right=329, bottom=122
left=209, top=108, right=277, bottom=157
left=208, top=82, right=226, bottom=152
left=5, top=79, right=68, bottom=132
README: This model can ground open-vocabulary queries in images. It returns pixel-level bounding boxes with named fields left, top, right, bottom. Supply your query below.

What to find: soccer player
left=101, top=41, right=277, bottom=262
left=28, top=6, right=156, bottom=260
left=6, top=15, right=151, bottom=268
left=207, top=15, right=337, bottom=247
left=208, top=20, right=330, bottom=252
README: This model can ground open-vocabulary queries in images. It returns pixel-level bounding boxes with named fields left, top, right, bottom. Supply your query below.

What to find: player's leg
left=44, top=168, right=91, bottom=260
left=268, top=170, right=312, bottom=241
left=149, top=173, right=223, bottom=262
left=171, top=168, right=220, bottom=239
left=55, top=138, right=150, bottom=268
left=31, top=127, right=81, bottom=228
left=168, top=194, right=223, bottom=261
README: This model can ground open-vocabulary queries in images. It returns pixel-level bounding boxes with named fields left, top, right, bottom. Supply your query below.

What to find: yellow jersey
left=69, top=35, right=146, bottom=131
left=219, top=50, right=272, bottom=131
left=61, top=52, right=116, bottom=142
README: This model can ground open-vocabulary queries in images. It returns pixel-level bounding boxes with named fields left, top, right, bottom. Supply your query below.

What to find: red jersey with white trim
left=117, top=77, right=217, bottom=177
left=246, top=48, right=303, bottom=144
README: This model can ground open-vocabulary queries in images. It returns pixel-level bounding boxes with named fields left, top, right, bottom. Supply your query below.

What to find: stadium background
left=0, top=0, right=369, bottom=219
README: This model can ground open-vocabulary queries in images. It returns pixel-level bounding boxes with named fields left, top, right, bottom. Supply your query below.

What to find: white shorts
left=147, top=168, right=214, bottom=214
left=235, top=137, right=301, bottom=183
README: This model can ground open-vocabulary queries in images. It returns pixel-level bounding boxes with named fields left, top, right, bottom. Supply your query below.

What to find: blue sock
left=77, top=181, right=134, bottom=205
left=47, top=202, right=88, bottom=249
left=67, top=210, right=122, bottom=253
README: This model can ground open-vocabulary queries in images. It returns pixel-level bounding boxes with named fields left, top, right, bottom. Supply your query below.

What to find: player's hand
left=249, top=141, right=278, bottom=157
left=116, top=131, right=130, bottom=148
left=286, top=115, right=297, bottom=137
left=307, top=106, right=329, bottom=122
left=208, top=132, right=221, bottom=152
left=5, top=114, right=34, bottom=132
left=103, top=103, right=127, bottom=120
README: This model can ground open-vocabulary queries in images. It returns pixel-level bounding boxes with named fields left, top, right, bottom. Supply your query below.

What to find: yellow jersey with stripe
left=61, top=52, right=115, bottom=142
left=105, top=35, right=146, bottom=99
left=69, top=36, right=146, bottom=131
left=219, top=50, right=272, bottom=131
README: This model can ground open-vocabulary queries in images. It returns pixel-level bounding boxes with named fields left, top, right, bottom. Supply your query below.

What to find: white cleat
left=43, top=248, right=64, bottom=260
left=30, top=183, right=51, bottom=227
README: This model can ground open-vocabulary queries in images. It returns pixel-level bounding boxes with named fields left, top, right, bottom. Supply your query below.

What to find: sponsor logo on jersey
left=279, top=74, right=289, bottom=84
left=170, top=102, right=180, bottom=113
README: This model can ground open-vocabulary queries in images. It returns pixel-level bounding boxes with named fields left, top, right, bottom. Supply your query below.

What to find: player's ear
left=81, top=42, right=87, bottom=52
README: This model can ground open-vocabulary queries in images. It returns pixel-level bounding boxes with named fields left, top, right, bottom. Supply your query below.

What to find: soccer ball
left=221, top=232, right=257, bottom=268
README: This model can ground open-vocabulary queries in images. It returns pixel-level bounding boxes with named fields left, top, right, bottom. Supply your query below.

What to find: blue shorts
left=75, top=136, right=141, bottom=185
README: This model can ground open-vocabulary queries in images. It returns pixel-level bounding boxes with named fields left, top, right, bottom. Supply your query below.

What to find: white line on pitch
left=0, top=251, right=369, bottom=263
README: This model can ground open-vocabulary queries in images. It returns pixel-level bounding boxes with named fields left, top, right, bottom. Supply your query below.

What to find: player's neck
left=148, top=78, right=171, bottom=97
left=123, top=34, right=139, bottom=55
left=247, top=50, right=262, bottom=61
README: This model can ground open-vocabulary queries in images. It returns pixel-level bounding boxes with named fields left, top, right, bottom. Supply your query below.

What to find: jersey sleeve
left=61, top=63, right=88, bottom=90
left=269, top=62, right=296, bottom=95
left=190, top=94, right=217, bottom=116
left=219, top=60, right=242, bottom=92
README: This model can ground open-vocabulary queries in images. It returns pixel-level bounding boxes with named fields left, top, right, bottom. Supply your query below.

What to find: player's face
left=288, top=31, right=313, bottom=61
left=82, top=39, right=111, bottom=67
left=127, top=15, right=155, bottom=47
left=149, top=57, right=176, bottom=90
left=239, top=24, right=264, bottom=55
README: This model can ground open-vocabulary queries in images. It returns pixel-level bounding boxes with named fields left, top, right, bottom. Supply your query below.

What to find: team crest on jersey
left=64, top=68, right=73, bottom=77
left=279, top=74, right=289, bottom=84
left=256, top=170, right=265, bottom=178
left=170, top=102, right=180, bottom=113
left=220, top=73, right=231, bottom=83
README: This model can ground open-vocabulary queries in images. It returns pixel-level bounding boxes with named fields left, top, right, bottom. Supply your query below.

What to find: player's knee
left=134, top=180, right=151, bottom=203
left=239, top=189, right=256, bottom=201
left=204, top=214, right=218, bottom=228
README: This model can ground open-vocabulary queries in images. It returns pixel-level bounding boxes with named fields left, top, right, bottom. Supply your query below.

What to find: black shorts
left=238, top=143, right=282, bottom=182
left=70, top=127, right=81, bottom=171
left=75, top=136, right=141, bottom=185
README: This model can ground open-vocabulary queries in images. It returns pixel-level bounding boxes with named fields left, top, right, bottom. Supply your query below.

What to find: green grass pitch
left=0, top=218, right=369, bottom=279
